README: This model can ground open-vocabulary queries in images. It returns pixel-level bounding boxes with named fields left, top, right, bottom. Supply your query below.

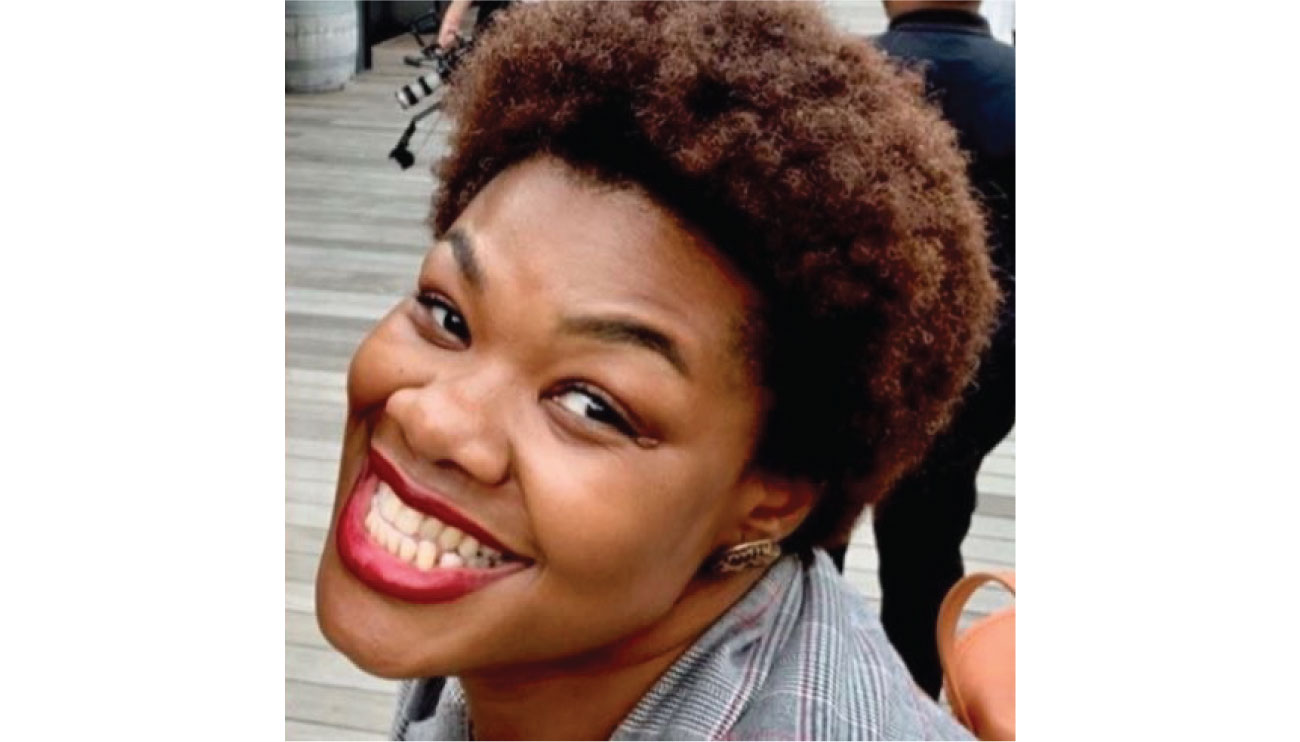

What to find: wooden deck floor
left=285, top=20, right=1014, bottom=739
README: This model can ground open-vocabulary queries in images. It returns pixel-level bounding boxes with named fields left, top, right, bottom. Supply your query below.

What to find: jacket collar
left=888, top=8, right=991, bottom=37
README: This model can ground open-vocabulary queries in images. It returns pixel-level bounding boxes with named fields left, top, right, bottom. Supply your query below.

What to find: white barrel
left=286, top=1, right=358, bottom=94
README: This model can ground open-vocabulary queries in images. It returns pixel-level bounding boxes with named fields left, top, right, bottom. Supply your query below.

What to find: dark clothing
left=830, top=9, right=1015, bottom=699
left=877, top=8, right=1014, bottom=298
left=473, top=1, right=512, bottom=34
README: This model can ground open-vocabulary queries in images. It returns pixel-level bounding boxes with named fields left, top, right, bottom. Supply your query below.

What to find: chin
left=316, top=543, right=431, bottom=679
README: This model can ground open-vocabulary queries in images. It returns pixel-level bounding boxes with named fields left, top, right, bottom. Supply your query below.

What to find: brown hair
left=430, top=1, right=999, bottom=551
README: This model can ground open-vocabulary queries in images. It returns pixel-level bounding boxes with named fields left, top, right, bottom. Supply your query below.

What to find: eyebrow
left=436, top=227, right=689, bottom=377
left=438, top=227, right=484, bottom=291
left=560, top=315, right=691, bottom=379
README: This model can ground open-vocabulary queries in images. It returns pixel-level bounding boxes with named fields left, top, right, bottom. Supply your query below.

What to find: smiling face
left=315, top=156, right=796, bottom=678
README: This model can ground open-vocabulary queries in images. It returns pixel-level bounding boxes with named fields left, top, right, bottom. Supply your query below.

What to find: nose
left=385, top=363, right=513, bottom=486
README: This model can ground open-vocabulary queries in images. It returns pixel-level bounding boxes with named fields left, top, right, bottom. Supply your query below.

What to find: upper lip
left=368, top=447, right=526, bottom=560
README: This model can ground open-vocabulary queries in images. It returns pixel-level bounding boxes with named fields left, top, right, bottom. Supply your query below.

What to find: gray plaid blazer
left=391, top=549, right=972, bottom=740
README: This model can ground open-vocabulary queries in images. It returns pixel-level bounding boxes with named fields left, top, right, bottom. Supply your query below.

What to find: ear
left=724, top=470, right=820, bottom=545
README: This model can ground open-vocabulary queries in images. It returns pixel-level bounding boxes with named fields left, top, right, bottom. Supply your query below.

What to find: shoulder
left=874, top=29, right=1014, bottom=83
left=728, top=551, right=973, bottom=740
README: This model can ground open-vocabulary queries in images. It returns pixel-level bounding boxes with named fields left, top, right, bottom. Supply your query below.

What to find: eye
left=416, top=292, right=470, bottom=344
left=550, top=384, right=638, bottom=438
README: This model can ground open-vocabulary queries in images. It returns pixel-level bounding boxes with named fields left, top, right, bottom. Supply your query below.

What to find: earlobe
left=736, top=473, right=819, bottom=543
left=702, top=474, right=818, bottom=576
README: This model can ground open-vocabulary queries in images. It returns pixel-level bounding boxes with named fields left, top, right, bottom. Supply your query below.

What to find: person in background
left=827, top=0, right=1015, bottom=700
left=436, top=0, right=514, bottom=51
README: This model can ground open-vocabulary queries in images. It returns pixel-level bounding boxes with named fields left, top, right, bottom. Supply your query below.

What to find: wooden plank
left=978, top=455, right=1015, bottom=477
left=289, top=501, right=336, bottom=534
left=285, top=400, right=348, bottom=428
left=287, top=201, right=431, bottom=223
left=287, top=679, right=396, bottom=736
left=287, top=578, right=317, bottom=613
left=287, top=243, right=423, bottom=274
left=286, top=384, right=347, bottom=406
left=976, top=472, right=1015, bottom=498
left=285, top=400, right=343, bottom=421
left=289, top=549, right=325, bottom=584
left=286, top=719, right=386, bottom=741
left=287, top=366, right=349, bottom=388
left=288, top=436, right=345, bottom=461
left=287, top=410, right=352, bottom=440
left=287, top=286, right=401, bottom=322
left=962, top=535, right=1015, bottom=564
left=289, top=457, right=343, bottom=481
left=288, top=479, right=339, bottom=508
left=288, top=330, right=384, bottom=361
left=285, top=266, right=412, bottom=295
left=969, top=513, right=1015, bottom=540
left=284, top=220, right=429, bottom=251
left=288, top=312, right=385, bottom=338
left=288, top=607, right=331, bottom=651
left=286, top=643, right=398, bottom=696
left=976, top=492, right=1015, bottom=518
left=286, top=449, right=339, bottom=471
left=287, top=478, right=338, bottom=501
left=286, top=462, right=338, bottom=486
left=289, top=524, right=329, bottom=558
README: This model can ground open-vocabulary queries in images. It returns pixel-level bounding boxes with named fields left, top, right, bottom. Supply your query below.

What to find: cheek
left=525, top=448, right=728, bottom=591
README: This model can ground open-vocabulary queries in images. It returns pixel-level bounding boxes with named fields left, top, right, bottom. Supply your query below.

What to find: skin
left=437, top=0, right=472, bottom=49
left=315, top=155, right=816, bottom=740
left=883, top=0, right=981, bottom=20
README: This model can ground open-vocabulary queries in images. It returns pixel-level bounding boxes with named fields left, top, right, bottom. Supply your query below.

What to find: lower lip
left=336, top=461, right=528, bottom=604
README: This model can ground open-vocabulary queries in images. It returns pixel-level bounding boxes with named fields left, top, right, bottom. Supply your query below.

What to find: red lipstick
left=336, top=452, right=528, bottom=604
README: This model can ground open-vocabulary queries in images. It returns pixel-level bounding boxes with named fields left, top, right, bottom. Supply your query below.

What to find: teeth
left=394, top=504, right=423, bottom=536
left=379, top=487, right=400, bottom=521
left=365, top=488, right=518, bottom=570
left=418, top=518, right=444, bottom=542
left=416, top=541, right=438, bottom=570
left=398, top=536, right=418, bottom=563
left=457, top=535, right=480, bottom=560
left=437, top=526, right=464, bottom=552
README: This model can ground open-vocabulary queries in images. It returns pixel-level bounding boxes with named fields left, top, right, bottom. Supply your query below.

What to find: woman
left=315, top=2, right=998, bottom=739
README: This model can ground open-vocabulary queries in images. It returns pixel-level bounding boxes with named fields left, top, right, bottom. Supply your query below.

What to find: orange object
left=937, top=571, right=1016, bottom=740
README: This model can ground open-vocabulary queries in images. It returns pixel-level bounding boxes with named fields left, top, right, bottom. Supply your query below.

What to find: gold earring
left=705, top=539, right=781, bottom=576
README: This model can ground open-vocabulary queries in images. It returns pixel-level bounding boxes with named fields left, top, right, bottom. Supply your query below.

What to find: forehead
left=444, top=156, right=759, bottom=381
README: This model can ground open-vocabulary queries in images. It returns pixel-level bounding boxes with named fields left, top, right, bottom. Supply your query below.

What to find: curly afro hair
left=429, top=1, right=999, bottom=551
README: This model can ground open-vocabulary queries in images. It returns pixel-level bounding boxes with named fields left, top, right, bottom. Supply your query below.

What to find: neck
left=459, top=568, right=767, bottom=740
left=886, top=1, right=980, bottom=20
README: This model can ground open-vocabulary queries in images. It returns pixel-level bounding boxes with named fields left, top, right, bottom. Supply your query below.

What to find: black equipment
left=387, top=4, right=472, bottom=170
left=387, top=41, right=464, bottom=170
left=394, top=36, right=469, bottom=110
left=387, top=2, right=515, bottom=169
